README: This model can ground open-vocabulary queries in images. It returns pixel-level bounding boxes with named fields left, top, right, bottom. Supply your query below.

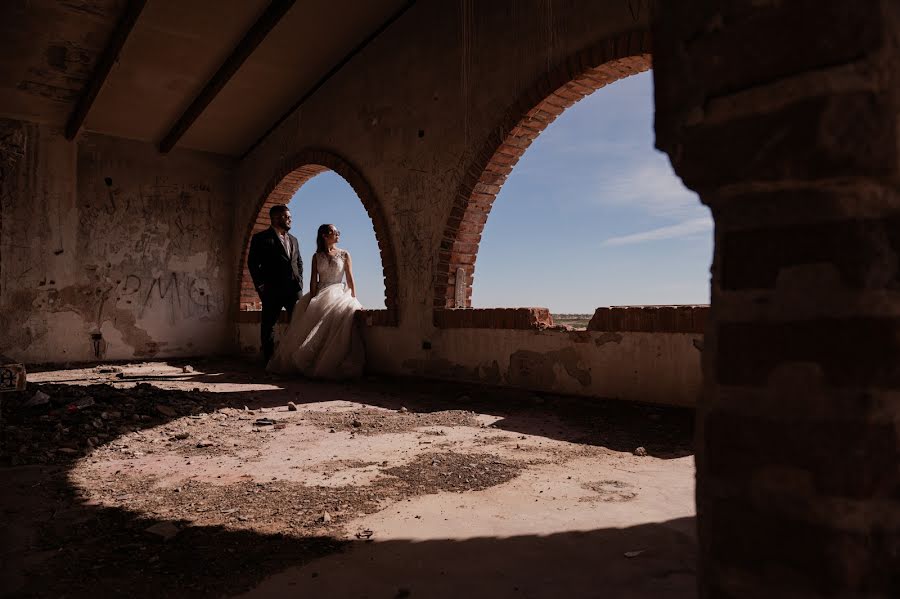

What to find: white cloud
left=598, top=156, right=702, bottom=220
left=602, top=216, right=712, bottom=246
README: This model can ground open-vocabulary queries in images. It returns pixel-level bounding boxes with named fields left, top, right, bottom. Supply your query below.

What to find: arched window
left=236, top=151, right=397, bottom=324
left=286, top=171, right=386, bottom=309
left=435, top=31, right=709, bottom=332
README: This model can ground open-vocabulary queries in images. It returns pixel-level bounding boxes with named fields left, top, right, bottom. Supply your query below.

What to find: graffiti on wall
left=125, top=271, right=221, bottom=319
left=78, top=176, right=220, bottom=261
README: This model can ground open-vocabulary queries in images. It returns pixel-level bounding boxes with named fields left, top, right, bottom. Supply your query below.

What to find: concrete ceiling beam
left=64, top=0, right=147, bottom=141
left=157, top=0, right=297, bottom=154
left=239, top=0, right=417, bottom=160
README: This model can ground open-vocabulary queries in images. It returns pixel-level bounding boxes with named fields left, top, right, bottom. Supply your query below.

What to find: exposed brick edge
left=234, top=149, right=399, bottom=326
left=587, top=305, right=709, bottom=334
left=434, top=29, right=652, bottom=325
left=236, top=309, right=393, bottom=327
left=434, top=308, right=554, bottom=330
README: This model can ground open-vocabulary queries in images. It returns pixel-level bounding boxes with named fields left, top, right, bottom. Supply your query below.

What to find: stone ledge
left=434, top=308, right=553, bottom=330
left=588, top=306, right=709, bottom=334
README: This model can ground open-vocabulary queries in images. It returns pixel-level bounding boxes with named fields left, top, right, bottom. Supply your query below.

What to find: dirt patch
left=85, top=407, right=289, bottom=461
left=382, top=451, right=522, bottom=494
left=72, top=473, right=387, bottom=536
left=319, top=458, right=379, bottom=471
left=71, top=450, right=524, bottom=540
left=298, top=407, right=479, bottom=435
left=580, top=479, right=638, bottom=502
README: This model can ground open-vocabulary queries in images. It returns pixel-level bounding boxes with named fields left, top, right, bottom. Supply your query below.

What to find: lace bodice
left=316, top=249, right=347, bottom=287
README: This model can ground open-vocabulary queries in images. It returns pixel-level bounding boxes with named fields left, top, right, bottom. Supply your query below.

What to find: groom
left=248, top=204, right=303, bottom=362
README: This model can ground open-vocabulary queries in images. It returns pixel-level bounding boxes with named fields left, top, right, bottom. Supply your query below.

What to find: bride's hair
left=316, top=224, right=334, bottom=254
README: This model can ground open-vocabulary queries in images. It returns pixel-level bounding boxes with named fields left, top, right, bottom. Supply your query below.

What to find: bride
left=267, top=224, right=365, bottom=378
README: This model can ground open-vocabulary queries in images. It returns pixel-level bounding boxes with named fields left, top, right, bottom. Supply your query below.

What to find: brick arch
left=236, top=149, right=398, bottom=324
left=435, top=30, right=652, bottom=313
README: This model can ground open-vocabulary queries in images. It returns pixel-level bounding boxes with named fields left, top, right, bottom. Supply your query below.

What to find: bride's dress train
left=267, top=250, right=364, bottom=378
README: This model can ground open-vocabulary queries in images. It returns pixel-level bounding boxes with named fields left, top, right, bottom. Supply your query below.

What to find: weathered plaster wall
left=233, top=1, right=655, bottom=386
left=0, top=119, right=234, bottom=363
left=234, top=321, right=701, bottom=407
left=377, top=327, right=702, bottom=407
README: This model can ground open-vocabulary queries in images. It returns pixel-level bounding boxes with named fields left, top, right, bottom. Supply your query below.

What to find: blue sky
left=287, top=173, right=387, bottom=308
left=288, top=70, right=712, bottom=313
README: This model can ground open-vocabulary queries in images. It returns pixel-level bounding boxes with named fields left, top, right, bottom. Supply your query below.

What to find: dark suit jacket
left=247, top=228, right=303, bottom=297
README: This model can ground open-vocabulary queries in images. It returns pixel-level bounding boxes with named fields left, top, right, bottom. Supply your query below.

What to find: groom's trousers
left=260, top=289, right=299, bottom=362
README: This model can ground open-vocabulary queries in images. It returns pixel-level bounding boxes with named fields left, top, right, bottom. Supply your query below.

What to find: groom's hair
left=269, top=204, right=289, bottom=218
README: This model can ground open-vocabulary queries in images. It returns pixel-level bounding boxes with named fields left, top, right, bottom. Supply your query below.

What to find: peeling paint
left=594, top=332, right=624, bottom=347
left=479, top=360, right=502, bottom=385
left=401, top=358, right=480, bottom=381
left=570, top=331, right=592, bottom=343
left=508, top=347, right=591, bottom=388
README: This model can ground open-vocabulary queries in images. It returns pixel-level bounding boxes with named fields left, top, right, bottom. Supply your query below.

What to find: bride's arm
left=345, top=251, right=357, bottom=298
left=310, top=254, right=319, bottom=297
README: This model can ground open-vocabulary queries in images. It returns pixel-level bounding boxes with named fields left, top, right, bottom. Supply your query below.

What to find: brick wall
left=431, top=305, right=709, bottom=333
left=434, top=307, right=553, bottom=330
left=235, top=150, right=398, bottom=325
left=588, top=305, right=708, bottom=334
left=653, top=1, right=899, bottom=596
left=434, top=30, right=651, bottom=312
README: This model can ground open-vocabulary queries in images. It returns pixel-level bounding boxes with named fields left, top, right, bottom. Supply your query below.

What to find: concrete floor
left=2, top=360, right=697, bottom=598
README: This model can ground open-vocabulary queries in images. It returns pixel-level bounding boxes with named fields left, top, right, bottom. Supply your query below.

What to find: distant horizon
left=288, top=71, right=712, bottom=313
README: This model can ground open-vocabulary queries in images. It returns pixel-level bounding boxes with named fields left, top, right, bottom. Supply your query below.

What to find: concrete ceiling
left=0, top=0, right=408, bottom=157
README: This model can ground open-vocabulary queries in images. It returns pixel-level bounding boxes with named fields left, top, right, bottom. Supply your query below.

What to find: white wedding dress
left=267, top=249, right=365, bottom=378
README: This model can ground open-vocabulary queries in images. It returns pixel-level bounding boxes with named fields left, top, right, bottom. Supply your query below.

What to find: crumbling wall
left=0, top=120, right=234, bottom=363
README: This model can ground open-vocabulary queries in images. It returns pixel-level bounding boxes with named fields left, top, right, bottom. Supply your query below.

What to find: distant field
left=551, top=314, right=592, bottom=330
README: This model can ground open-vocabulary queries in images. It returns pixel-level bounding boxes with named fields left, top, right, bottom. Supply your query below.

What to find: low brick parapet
left=587, top=305, right=708, bottom=334
left=434, top=308, right=553, bottom=330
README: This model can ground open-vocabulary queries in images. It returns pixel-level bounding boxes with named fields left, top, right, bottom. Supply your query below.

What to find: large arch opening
left=435, top=32, right=655, bottom=314
left=235, top=150, right=398, bottom=327
left=435, top=30, right=709, bottom=338
left=473, top=70, right=712, bottom=322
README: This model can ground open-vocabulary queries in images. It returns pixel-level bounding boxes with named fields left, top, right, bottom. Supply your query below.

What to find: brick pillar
left=653, top=2, right=899, bottom=596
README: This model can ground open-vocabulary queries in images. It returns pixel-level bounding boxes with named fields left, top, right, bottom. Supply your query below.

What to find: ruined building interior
left=1, top=1, right=897, bottom=597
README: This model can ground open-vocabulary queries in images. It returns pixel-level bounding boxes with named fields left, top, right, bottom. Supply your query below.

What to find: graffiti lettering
left=121, top=274, right=142, bottom=295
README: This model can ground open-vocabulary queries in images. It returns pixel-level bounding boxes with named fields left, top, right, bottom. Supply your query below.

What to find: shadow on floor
left=1, top=465, right=343, bottom=598
left=2, top=462, right=695, bottom=598
left=238, top=517, right=697, bottom=599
